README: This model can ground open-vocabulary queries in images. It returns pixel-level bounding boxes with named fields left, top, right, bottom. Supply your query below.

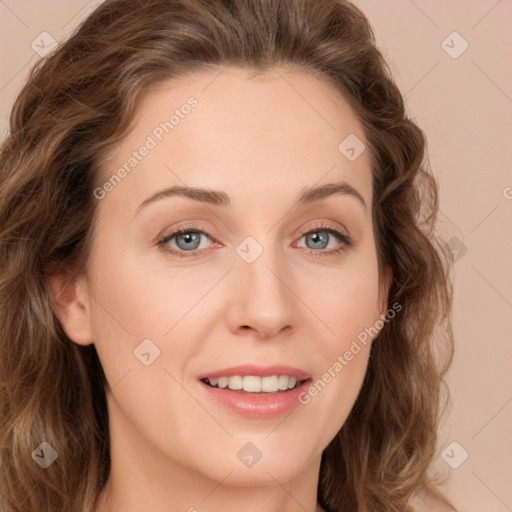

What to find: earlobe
left=46, top=265, right=94, bottom=346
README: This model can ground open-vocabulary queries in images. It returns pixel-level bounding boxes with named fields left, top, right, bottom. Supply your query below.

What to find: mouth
left=197, top=364, right=313, bottom=417
left=200, top=375, right=309, bottom=395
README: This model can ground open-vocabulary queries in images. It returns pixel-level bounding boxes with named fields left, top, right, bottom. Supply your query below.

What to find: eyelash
left=157, top=222, right=353, bottom=259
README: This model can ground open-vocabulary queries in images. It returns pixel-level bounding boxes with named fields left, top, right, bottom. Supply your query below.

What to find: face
left=55, top=66, right=390, bottom=489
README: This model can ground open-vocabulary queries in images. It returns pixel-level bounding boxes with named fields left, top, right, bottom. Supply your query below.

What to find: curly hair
left=0, top=0, right=455, bottom=511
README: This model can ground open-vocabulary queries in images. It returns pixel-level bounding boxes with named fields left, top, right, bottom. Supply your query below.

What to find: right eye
left=158, top=226, right=217, bottom=257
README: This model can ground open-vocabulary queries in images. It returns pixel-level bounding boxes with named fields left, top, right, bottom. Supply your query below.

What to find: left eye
left=160, top=229, right=210, bottom=253
left=298, top=228, right=345, bottom=251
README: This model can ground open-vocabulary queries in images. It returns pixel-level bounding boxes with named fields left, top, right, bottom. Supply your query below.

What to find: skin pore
left=48, top=66, right=391, bottom=512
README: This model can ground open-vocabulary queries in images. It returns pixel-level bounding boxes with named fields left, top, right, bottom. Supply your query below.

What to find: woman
left=0, top=0, right=457, bottom=511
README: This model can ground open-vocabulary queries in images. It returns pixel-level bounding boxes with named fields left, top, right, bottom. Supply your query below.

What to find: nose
left=225, top=241, right=296, bottom=340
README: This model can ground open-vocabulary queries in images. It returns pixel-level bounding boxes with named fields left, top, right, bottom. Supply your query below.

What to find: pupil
left=178, top=232, right=200, bottom=250
left=308, top=231, right=328, bottom=249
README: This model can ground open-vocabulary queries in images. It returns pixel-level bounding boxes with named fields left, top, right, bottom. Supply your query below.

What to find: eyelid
left=293, top=220, right=350, bottom=242
left=156, top=220, right=218, bottom=243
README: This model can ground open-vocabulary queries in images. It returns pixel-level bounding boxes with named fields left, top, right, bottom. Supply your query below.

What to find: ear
left=45, top=263, right=94, bottom=346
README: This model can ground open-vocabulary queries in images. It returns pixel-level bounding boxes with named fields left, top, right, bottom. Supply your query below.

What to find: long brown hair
left=0, top=1, right=455, bottom=510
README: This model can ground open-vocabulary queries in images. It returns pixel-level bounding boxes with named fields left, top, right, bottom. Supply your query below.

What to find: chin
left=197, top=438, right=318, bottom=487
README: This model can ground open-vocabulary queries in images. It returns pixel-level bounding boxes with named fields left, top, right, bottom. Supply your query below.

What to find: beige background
left=1, top=1, right=511, bottom=510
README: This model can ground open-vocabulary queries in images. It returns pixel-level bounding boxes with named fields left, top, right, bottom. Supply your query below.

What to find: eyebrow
left=136, top=181, right=367, bottom=214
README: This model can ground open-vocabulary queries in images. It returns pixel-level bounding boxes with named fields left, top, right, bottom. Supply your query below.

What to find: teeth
left=228, top=375, right=243, bottom=390
left=261, top=376, right=278, bottom=392
left=205, top=375, right=303, bottom=392
left=243, top=376, right=261, bottom=392
left=277, top=375, right=289, bottom=390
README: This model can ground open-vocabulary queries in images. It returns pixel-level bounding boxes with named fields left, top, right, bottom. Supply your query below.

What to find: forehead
left=97, top=66, right=372, bottom=214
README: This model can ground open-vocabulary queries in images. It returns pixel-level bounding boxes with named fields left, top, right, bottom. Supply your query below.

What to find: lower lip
left=198, top=379, right=311, bottom=418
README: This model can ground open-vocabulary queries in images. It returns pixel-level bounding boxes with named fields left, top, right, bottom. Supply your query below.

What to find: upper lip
left=198, top=364, right=312, bottom=381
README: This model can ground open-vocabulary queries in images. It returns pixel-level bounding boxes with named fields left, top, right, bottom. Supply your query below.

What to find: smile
left=197, top=365, right=313, bottom=417
left=201, top=375, right=306, bottom=393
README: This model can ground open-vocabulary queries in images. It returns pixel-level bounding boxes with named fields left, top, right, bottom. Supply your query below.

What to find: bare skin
left=48, top=65, right=391, bottom=512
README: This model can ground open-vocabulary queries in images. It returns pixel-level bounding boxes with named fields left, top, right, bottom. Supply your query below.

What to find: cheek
left=294, top=247, right=381, bottom=444
left=85, top=240, right=233, bottom=395
left=306, top=242, right=382, bottom=354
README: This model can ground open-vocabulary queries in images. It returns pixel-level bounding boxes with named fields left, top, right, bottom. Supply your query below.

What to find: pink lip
left=197, top=364, right=312, bottom=380
left=197, top=365, right=312, bottom=418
